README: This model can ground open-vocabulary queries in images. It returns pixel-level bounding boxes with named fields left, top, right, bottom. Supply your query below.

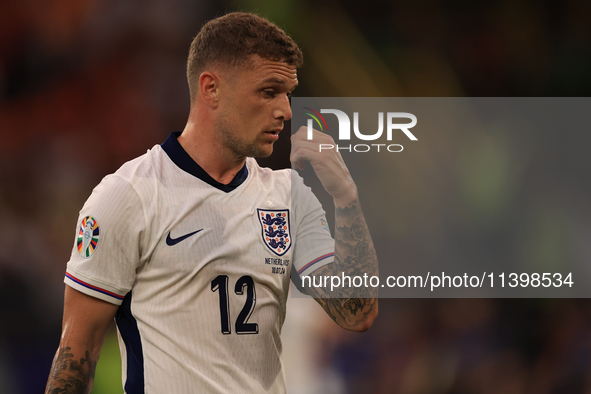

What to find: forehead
left=240, top=55, right=298, bottom=87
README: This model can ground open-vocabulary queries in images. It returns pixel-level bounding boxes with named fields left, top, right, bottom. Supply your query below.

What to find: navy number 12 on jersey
left=211, top=275, right=259, bottom=335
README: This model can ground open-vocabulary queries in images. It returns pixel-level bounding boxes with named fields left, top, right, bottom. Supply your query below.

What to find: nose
left=274, top=95, right=292, bottom=121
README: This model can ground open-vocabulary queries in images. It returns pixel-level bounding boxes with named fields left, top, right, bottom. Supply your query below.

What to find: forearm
left=312, top=193, right=379, bottom=331
left=46, top=344, right=99, bottom=394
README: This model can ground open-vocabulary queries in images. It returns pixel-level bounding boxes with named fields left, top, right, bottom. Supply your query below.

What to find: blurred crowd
left=1, top=0, right=591, bottom=393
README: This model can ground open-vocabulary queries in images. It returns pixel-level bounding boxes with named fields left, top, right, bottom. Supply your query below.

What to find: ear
left=198, top=71, right=220, bottom=108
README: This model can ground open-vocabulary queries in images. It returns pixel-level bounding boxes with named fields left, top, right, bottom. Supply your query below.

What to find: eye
left=264, top=89, right=276, bottom=97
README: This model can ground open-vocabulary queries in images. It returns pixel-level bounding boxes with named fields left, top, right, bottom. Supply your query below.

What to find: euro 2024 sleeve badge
left=77, top=216, right=100, bottom=258
left=257, top=209, right=291, bottom=256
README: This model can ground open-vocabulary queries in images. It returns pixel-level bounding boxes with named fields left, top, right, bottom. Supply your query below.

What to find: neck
left=178, top=109, right=246, bottom=185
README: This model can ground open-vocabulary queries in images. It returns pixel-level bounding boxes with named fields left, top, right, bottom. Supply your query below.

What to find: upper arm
left=60, top=285, right=119, bottom=353
left=290, top=170, right=335, bottom=278
left=46, top=287, right=119, bottom=394
left=65, top=175, right=145, bottom=303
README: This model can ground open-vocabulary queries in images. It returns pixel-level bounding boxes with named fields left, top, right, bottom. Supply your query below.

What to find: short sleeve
left=291, top=170, right=335, bottom=277
left=64, top=175, right=146, bottom=305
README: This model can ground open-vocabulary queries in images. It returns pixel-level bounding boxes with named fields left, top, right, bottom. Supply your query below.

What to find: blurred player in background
left=45, top=12, right=377, bottom=393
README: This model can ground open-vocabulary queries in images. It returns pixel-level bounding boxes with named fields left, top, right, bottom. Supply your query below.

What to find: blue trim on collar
left=161, top=131, right=248, bottom=193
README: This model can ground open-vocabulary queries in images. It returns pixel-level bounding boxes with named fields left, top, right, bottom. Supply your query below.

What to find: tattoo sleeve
left=306, top=199, right=379, bottom=330
left=45, top=346, right=97, bottom=394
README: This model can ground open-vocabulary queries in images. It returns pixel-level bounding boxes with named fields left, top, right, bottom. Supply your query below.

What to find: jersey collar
left=161, top=131, right=249, bottom=192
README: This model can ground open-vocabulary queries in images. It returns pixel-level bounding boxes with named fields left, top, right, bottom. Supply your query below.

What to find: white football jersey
left=64, top=132, right=334, bottom=393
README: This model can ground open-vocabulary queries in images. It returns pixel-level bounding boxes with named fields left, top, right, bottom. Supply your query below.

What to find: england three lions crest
left=257, top=209, right=291, bottom=256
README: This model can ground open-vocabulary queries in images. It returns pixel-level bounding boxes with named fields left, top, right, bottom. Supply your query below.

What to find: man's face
left=215, top=55, right=298, bottom=159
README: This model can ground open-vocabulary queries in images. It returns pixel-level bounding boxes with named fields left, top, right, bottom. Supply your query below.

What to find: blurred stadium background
left=1, top=0, right=591, bottom=393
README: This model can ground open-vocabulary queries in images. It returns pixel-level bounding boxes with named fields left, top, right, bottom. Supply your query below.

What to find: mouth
left=265, top=128, right=283, bottom=140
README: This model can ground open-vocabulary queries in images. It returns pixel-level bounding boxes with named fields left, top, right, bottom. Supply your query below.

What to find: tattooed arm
left=309, top=195, right=378, bottom=331
left=291, top=127, right=378, bottom=332
left=46, top=286, right=118, bottom=394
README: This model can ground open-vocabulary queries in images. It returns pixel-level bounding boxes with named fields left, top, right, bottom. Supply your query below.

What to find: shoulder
left=112, top=144, right=166, bottom=185
left=245, top=159, right=314, bottom=195
left=245, top=158, right=303, bottom=184
left=245, top=159, right=317, bottom=209
left=85, top=145, right=167, bottom=214
left=245, top=157, right=289, bottom=177
left=245, top=158, right=293, bottom=190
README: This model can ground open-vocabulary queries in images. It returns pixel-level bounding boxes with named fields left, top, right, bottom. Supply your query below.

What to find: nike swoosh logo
left=166, top=229, right=204, bottom=246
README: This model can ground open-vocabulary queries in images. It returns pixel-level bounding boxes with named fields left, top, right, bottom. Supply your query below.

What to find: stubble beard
left=215, top=115, right=273, bottom=159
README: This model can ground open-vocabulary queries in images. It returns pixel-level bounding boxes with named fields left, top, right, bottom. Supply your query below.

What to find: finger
left=291, top=129, right=336, bottom=157
left=290, top=139, right=327, bottom=166
left=292, top=125, right=333, bottom=144
left=291, top=159, right=306, bottom=170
